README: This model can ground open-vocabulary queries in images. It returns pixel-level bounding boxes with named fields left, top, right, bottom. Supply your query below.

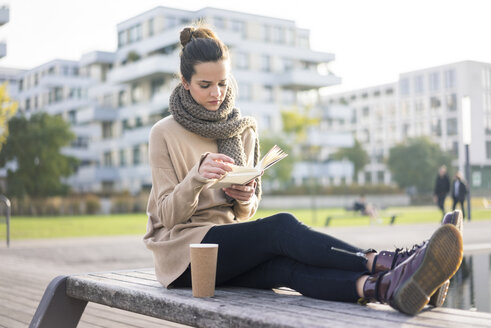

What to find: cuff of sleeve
left=190, top=152, right=215, bottom=186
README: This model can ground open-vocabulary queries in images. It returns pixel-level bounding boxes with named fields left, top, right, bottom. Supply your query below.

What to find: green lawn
left=0, top=207, right=489, bottom=241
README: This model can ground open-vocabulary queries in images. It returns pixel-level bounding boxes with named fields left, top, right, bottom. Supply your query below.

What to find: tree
left=386, top=136, right=454, bottom=193
left=331, top=138, right=369, bottom=182
left=259, top=136, right=294, bottom=187
left=0, top=82, right=18, bottom=151
left=0, top=112, right=78, bottom=198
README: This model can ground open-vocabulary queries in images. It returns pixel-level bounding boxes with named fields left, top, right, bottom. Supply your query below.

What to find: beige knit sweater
left=143, top=116, right=260, bottom=287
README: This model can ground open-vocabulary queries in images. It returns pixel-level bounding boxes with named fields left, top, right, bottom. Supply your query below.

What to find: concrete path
left=1, top=219, right=490, bottom=327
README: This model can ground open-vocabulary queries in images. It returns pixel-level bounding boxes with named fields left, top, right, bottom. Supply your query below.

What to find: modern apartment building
left=323, top=61, right=491, bottom=192
left=0, top=5, right=9, bottom=59
left=15, top=6, right=343, bottom=194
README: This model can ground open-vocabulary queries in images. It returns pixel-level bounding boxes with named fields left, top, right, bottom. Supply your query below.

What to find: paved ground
left=1, top=219, right=490, bottom=327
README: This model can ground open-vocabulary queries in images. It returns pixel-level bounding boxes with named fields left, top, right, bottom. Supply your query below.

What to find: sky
left=1, top=0, right=491, bottom=94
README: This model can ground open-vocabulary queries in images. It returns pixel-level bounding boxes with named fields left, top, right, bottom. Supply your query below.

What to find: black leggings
left=173, top=213, right=370, bottom=302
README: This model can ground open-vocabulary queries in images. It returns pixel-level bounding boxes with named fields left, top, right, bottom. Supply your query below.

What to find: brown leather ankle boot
left=372, top=210, right=464, bottom=308
left=363, top=224, right=463, bottom=315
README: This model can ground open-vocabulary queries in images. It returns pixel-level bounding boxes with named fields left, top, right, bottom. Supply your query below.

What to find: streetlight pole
left=462, top=96, right=472, bottom=221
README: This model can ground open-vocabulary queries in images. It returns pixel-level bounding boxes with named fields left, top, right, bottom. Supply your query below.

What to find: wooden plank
left=67, top=272, right=491, bottom=328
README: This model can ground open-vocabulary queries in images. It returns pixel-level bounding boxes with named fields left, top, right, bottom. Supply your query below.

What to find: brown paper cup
left=190, top=243, right=218, bottom=297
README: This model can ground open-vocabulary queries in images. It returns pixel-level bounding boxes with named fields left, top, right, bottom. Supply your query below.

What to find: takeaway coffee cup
left=189, top=243, right=219, bottom=297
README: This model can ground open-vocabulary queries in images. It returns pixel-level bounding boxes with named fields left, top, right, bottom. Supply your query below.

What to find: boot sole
left=392, top=224, right=463, bottom=315
left=429, top=210, right=463, bottom=307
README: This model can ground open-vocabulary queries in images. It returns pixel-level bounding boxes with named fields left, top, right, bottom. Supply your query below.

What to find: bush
left=268, top=183, right=403, bottom=196
left=85, top=194, right=101, bottom=214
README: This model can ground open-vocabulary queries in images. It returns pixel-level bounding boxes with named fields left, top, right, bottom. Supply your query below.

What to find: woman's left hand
left=223, top=180, right=256, bottom=202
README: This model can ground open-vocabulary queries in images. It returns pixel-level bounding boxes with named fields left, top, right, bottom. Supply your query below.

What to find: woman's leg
left=227, top=256, right=366, bottom=302
left=201, top=213, right=371, bottom=285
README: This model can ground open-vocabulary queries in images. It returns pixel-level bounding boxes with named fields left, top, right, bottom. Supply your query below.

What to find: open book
left=209, top=145, right=288, bottom=189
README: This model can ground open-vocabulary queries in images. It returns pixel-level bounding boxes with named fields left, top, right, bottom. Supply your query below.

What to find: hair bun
left=180, top=27, right=195, bottom=48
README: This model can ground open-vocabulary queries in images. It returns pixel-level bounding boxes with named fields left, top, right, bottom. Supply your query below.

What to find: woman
left=143, top=25, right=463, bottom=316
left=451, top=171, right=468, bottom=218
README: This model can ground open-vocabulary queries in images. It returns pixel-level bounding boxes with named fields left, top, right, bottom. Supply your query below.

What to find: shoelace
left=392, top=240, right=428, bottom=268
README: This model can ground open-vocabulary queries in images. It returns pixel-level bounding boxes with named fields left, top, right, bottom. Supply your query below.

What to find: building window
left=263, top=85, right=274, bottom=102
left=214, top=17, right=225, bottom=30
left=273, top=26, right=285, bottom=43
left=231, top=20, right=246, bottom=38
left=362, top=106, right=370, bottom=117
left=485, top=114, right=491, bottom=135
left=148, top=18, right=154, bottom=37
left=430, top=96, right=441, bottom=110
left=103, top=152, right=112, bottom=167
left=166, top=16, right=177, bottom=28
left=399, top=78, right=410, bottom=96
left=263, top=114, right=272, bottom=130
left=133, top=146, right=141, bottom=165
left=129, top=24, right=142, bottom=43
left=446, top=93, right=457, bottom=111
left=281, top=89, right=295, bottom=104
left=118, top=31, right=126, bottom=48
left=283, top=58, right=294, bottom=71
left=261, top=55, right=271, bottom=72
left=486, top=141, right=491, bottom=159
left=68, top=110, right=76, bottom=124
left=102, top=122, right=113, bottom=139
left=151, top=78, right=164, bottom=98
left=365, top=172, right=372, bottom=184
left=235, top=52, right=249, bottom=70
left=446, top=118, right=458, bottom=136
left=429, top=72, right=440, bottom=91
left=444, top=69, right=456, bottom=88
left=377, top=171, right=384, bottom=183
left=238, top=83, right=252, bottom=101
left=262, top=25, right=271, bottom=42
left=119, top=149, right=126, bottom=167
left=452, top=141, right=459, bottom=157
left=414, top=75, right=424, bottom=94
left=431, top=118, right=442, bottom=136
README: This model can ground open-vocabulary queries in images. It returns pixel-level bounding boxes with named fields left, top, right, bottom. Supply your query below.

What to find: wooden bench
left=29, top=268, right=491, bottom=328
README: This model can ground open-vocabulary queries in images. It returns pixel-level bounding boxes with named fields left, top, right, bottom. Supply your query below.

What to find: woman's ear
left=181, top=76, right=190, bottom=90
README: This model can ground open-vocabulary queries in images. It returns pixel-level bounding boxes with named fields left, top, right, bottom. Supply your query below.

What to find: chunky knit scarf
left=169, top=83, right=261, bottom=201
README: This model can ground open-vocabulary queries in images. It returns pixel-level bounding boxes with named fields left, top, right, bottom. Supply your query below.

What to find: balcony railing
left=278, top=69, right=341, bottom=90
left=108, top=54, right=178, bottom=84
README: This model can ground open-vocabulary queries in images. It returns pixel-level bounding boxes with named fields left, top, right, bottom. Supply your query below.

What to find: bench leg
left=30, top=275, right=88, bottom=328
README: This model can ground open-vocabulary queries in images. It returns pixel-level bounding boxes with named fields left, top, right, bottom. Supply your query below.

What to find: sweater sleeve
left=150, top=155, right=213, bottom=229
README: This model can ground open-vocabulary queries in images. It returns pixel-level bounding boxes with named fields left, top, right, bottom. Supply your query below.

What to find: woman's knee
left=266, top=212, right=301, bottom=229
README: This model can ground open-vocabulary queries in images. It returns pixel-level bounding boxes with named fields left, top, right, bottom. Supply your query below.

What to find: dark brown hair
left=179, top=26, right=229, bottom=82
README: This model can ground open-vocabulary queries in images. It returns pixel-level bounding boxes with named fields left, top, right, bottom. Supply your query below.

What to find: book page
left=208, top=145, right=287, bottom=189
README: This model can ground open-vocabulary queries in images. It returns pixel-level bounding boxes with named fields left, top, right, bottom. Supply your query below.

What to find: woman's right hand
left=199, top=153, right=234, bottom=180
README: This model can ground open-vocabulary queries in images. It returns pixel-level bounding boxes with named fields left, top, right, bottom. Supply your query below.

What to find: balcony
left=278, top=69, right=341, bottom=90
left=44, top=98, right=90, bottom=116
left=108, top=54, right=178, bottom=84
left=75, top=166, right=120, bottom=182
left=77, top=106, right=118, bottom=124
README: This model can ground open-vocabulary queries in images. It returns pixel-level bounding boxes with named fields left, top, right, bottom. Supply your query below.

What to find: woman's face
left=182, top=60, right=230, bottom=111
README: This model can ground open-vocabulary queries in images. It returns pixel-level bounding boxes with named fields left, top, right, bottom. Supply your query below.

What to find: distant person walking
left=451, top=171, right=468, bottom=219
left=434, top=165, right=450, bottom=218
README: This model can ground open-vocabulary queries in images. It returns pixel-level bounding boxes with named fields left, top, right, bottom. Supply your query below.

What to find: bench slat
left=65, top=270, right=491, bottom=328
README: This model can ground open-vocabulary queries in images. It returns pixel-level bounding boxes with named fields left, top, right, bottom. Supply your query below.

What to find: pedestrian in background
left=451, top=171, right=468, bottom=219
left=434, top=165, right=450, bottom=218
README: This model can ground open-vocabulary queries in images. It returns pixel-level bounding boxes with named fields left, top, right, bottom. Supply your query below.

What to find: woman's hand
left=223, top=180, right=257, bottom=202
left=199, top=153, right=234, bottom=179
